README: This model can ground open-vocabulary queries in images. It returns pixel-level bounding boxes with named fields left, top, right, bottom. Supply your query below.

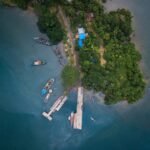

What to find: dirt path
left=99, top=46, right=106, bottom=66
left=57, top=6, right=77, bottom=66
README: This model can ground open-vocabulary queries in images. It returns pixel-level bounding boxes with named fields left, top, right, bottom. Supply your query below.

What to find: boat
left=32, top=60, right=46, bottom=66
left=41, top=78, right=54, bottom=96
left=34, top=37, right=51, bottom=46
left=90, top=116, right=96, bottom=122
left=44, top=89, right=53, bottom=102
left=68, top=112, right=75, bottom=127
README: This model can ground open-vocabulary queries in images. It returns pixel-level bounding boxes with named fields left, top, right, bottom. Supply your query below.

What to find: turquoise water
left=0, top=1, right=150, bottom=149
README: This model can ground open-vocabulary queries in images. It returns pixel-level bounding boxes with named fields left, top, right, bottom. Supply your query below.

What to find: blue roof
left=78, top=39, right=83, bottom=48
left=79, top=33, right=86, bottom=40
left=78, top=33, right=86, bottom=48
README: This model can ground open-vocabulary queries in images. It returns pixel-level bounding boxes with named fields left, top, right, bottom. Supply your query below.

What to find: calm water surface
left=0, top=1, right=150, bottom=150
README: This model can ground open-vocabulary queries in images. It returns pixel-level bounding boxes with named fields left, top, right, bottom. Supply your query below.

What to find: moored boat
left=32, top=60, right=47, bottom=66
left=44, top=89, right=53, bottom=102
left=90, top=116, right=96, bottom=122
left=68, top=112, right=75, bottom=127
left=41, top=78, right=54, bottom=96
left=34, top=37, right=51, bottom=46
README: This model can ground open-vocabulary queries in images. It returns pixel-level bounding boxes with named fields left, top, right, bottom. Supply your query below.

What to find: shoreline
left=0, top=0, right=16, bottom=7
left=2, top=1, right=146, bottom=106
left=25, top=5, right=69, bottom=67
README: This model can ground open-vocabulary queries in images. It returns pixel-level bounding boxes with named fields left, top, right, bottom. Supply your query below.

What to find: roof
left=79, top=33, right=86, bottom=40
left=78, top=39, right=83, bottom=48
left=78, top=28, right=85, bottom=34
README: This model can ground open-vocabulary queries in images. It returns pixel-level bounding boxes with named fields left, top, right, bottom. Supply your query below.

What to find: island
left=2, top=0, right=146, bottom=104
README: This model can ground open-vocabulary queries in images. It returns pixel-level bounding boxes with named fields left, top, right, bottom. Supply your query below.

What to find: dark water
left=0, top=1, right=150, bottom=150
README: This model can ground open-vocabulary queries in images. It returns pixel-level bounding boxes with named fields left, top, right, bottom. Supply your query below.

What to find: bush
left=37, top=7, right=64, bottom=44
left=61, top=65, right=80, bottom=90
left=12, top=0, right=31, bottom=9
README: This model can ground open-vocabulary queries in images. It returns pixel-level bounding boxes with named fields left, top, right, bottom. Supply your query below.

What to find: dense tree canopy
left=61, top=0, right=145, bottom=104
left=61, top=65, right=80, bottom=90
left=14, top=0, right=30, bottom=8
left=37, top=6, right=64, bottom=44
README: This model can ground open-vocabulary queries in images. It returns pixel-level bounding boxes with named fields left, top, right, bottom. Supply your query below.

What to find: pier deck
left=73, top=87, right=83, bottom=130
left=42, top=96, right=67, bottom=121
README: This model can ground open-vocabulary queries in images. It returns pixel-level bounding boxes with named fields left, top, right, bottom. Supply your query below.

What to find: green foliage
left=61, top=65, right=80, bottom=90
left=37, top=7, right=64, bottom=44
left=103, top=41, right=145, bottom=104
left=81, top=38, right=145, bottom=104
left=0, top=0, right=31, bottom=8
left=101, top=0, right=107, bottom=3
left=12, top=0, right=31, bottom=9
left=62, top=0, right=104, bottom=29
left=92, top=8, right=133, bottom=44
left=37, top=0, right=64, bottom=6
left=62, top=0, right=145, bottom=104
left=79, top=36, right=100, bottom=72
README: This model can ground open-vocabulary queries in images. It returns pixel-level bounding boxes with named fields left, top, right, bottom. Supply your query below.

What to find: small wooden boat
left=32, top=60, right=46, bottom=66
left=41, top=78, right=54, bottom=96
left=34, top=37, right=51, bottom=46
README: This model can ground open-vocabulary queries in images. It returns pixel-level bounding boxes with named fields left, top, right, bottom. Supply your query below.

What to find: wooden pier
left=42, top=96, right=67, bottom=121
left=73, top=87, right=84, bottom=130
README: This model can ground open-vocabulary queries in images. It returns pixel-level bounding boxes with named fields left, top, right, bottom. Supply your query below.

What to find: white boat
left=44, top=89, right=53, bottom=102
left=90, top=116, right=96, bottom=122
left=68, top=112, right=75, bottom=127
left=32, top=60, right=46, bottom=66
left=34, top=37, right=39, bottom=40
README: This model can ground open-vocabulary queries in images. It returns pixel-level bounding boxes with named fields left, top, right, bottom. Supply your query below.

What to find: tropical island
left=1, top=0, right=146, bottom=104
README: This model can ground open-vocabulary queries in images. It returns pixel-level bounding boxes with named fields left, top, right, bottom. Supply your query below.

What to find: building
left=77, top=27, right=86, bottom=48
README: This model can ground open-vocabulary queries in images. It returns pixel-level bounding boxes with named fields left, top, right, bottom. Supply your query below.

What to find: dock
left=55, top=96, right=68, bottom=111
left=42, top=96, right=67, bottom=121
left=72, top=87, right=84, bottom=130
